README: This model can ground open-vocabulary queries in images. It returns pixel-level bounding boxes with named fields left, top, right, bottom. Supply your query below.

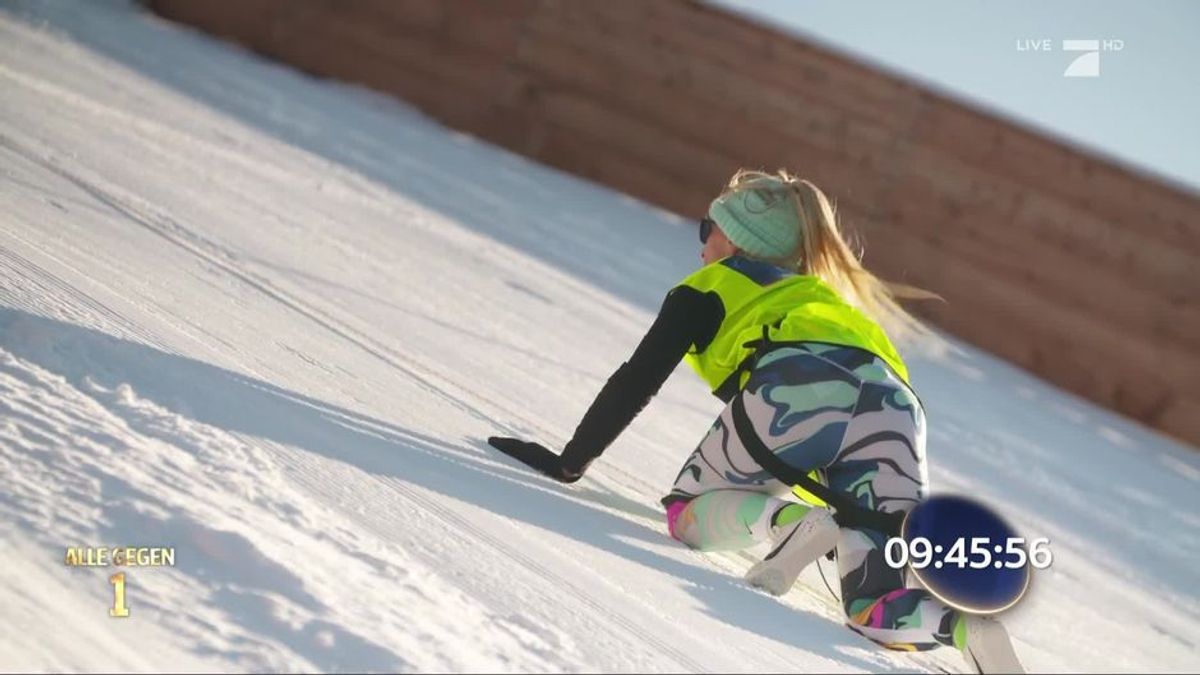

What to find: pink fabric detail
left=868, top=603, right=886, bottom=628
left=665, top=501, right=690, bottom=540
left=866, top=588, right=913, bottom=628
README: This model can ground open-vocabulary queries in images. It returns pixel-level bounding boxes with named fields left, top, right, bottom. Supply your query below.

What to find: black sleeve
left=558, top=285, right=723, bottom=474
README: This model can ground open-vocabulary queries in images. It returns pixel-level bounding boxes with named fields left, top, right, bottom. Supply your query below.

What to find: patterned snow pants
left=661, top=343, right=965, bottom=651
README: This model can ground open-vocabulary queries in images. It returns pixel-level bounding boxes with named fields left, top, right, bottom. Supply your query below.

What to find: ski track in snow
left=1, top=1, right=1198, bottom=672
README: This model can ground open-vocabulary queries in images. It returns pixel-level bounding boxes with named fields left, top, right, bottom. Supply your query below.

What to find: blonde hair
left=720, top=168, right=939, bottom=342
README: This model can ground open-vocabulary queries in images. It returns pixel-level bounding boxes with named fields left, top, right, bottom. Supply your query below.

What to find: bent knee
left=665, top=499, right=692, bottom=542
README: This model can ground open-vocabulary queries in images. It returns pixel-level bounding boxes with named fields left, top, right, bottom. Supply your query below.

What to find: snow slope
left=1, top=1, right=1197, bottom=671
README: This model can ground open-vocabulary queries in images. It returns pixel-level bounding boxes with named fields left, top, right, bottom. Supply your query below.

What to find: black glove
left=487, top=437, right=586, bottom=484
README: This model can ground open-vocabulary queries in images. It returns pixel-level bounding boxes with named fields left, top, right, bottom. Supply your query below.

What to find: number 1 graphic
left=109, top=572, right=130, bottom=617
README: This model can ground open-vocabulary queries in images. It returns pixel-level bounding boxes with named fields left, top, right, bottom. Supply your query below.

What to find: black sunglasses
left=699, top=217, right=716, bottom=244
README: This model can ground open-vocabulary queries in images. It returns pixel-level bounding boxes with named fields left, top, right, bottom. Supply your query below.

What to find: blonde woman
left=490, top=169, right=1023, bottom=673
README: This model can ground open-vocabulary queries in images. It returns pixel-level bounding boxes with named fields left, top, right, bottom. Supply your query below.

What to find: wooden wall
left=145, top=0, right=1200, bottom=448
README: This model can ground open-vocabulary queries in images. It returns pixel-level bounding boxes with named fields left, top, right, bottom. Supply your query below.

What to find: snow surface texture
left=1, top=1, right=1197, bottom=672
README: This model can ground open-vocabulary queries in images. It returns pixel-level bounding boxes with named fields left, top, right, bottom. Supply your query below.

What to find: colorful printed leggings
left=661, top=344, right=965, bottom=651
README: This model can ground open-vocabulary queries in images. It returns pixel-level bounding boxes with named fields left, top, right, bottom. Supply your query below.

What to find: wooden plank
left=909, top=103, right=1200, bottom=254
left=862, top=225, right=1200, bottom=405
left=880, top=145, right=1198, bottom=304
left=520, top=6, right=924, bottom=140
left=146, top=0, right=290, bottom=44
left=532, top=121, right=715, bottom=217
left=542, top=2, right=925, bottom=134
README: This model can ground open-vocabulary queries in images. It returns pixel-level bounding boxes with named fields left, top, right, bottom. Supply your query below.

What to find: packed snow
left=1, top=1, right=1197, bottom=671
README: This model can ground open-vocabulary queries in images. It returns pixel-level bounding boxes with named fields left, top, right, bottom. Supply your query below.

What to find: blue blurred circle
left=902, top=494, right=1031, bottom=614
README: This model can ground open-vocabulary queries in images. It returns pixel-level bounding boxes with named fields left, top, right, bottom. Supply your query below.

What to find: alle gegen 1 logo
left=1016, top=38, right=1125, bottom=77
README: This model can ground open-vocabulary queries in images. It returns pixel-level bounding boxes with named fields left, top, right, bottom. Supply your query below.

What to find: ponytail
left=721, top=169, right=939, bottom=342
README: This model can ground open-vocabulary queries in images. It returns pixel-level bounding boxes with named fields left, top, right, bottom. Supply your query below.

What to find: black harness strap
left=730, top=387, right=904, bottom=539
left=713, top=323, right=782, bottom=402
left=715, top=321, right=908, bottom=538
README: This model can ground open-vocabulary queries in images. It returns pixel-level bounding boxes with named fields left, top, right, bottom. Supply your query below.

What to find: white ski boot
left=962, top=615, right=1025, bottom=674
left=745, top=507, right=839, bottom=596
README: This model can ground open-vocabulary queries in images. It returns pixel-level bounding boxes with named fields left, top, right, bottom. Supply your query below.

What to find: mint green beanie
left=707, top=176, right=802, bottom=260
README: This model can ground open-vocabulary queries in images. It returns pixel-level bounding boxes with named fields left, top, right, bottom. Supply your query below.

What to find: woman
left=490, top=169, right=1023, bottom=673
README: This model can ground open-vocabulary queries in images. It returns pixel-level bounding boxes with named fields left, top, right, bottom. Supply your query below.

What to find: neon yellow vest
left=679, top=256, right=910, bottom=394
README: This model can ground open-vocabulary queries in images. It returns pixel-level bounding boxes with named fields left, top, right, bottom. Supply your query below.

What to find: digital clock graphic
left=884, top=494, right=1050, bottom=614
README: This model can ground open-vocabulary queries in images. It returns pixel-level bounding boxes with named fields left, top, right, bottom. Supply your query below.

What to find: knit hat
left=707, top=176, right=802, bottom=260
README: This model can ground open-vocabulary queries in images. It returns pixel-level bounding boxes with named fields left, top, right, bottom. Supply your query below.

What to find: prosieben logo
left=1016, top=38, right=1124, bottom=77
left=1062, top=39, right=1126, bottom=77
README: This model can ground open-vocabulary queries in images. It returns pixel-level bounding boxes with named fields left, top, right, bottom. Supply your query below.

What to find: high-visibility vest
left=679, top=255, right=910, bottom=396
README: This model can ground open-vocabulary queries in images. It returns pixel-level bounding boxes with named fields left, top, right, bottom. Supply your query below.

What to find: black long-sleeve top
left=558, top=285, right=725, bottom=473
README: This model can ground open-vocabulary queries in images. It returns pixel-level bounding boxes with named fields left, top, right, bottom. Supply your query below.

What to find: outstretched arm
left=489, top=285, right=722, bottom=482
